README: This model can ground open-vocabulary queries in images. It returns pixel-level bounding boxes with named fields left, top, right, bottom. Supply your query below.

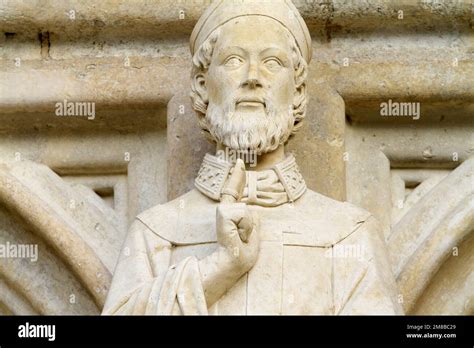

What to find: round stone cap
left=190, top=0, right=312, bottom=63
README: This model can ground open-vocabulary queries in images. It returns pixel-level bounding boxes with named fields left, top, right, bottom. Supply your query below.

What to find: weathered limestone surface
left=0, top=0, right=472, bottom=315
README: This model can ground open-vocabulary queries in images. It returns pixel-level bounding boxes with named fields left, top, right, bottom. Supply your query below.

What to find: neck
left=216, top=144, right=286, bottom=171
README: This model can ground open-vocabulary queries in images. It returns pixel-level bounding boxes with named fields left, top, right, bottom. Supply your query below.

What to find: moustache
left=225, top=95, right=275, bottom=117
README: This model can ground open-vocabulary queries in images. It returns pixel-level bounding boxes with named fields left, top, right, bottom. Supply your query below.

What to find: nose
left=241, top=60, right=262, bottom=89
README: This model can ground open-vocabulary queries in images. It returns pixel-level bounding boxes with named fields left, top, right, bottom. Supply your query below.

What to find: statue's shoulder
left=135, top=189, right=217, bottom=245
left=297, top=189, right=375, bottom=244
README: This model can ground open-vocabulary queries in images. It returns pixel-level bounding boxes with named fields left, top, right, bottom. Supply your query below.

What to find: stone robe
left=102, top=187, right=402, bottom=315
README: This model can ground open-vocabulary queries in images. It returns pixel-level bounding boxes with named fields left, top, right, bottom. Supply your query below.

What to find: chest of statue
left=170, top=205, right=336, bottom=315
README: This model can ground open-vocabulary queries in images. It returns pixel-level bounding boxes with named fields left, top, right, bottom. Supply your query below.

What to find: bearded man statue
left=103, top=0, right=402, bottom=315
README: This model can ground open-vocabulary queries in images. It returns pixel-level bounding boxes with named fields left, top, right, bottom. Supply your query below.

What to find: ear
left=193, top=72, right=208, bottom=104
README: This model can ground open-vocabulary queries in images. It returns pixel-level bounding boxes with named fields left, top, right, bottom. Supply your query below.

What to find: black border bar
left=0, top=315, right=472, bottom=346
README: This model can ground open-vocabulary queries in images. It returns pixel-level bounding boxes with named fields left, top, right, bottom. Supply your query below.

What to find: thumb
left=221, top=158, right=246, bottom=203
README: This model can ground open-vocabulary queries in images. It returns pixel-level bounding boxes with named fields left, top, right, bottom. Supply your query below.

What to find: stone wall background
left=0, top=0, right=472, bottom=315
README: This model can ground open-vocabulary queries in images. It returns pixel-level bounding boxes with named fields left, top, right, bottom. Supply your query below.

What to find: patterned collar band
left=194, top=153, right=307, bottom=206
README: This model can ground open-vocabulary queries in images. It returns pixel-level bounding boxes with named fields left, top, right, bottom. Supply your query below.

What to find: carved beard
left=205, top=96, right=294, bottom=156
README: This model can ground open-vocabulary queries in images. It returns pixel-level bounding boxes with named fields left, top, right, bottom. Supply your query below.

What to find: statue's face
left=204, top=16, right=297, bottom=155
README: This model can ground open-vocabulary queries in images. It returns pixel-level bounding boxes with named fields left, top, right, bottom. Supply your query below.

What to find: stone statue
left=103, top=0, right=402, bottom=315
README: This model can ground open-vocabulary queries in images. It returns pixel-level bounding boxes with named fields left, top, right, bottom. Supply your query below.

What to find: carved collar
left=194, top=153, right=307, bottom=207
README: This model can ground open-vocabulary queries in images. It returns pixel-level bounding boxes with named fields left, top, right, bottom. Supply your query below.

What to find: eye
left=263, top=58, right=283, bottom=71
left=224, top=56, right=243, bottom=68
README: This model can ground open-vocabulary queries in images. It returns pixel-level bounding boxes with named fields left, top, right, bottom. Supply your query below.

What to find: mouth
left=236, top=97, right=266, bottom=108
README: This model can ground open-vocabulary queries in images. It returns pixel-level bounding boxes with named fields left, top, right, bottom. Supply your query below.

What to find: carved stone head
left=190, top=0, right=312, bottom=156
